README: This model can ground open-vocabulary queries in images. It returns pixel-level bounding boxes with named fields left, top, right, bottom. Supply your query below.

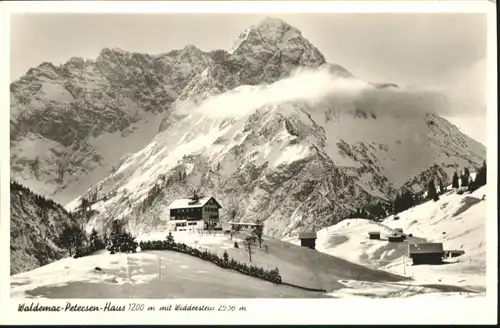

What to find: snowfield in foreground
left=11, top=250, right=326, bottom=299
left=284, top=186, right=487, bottom=297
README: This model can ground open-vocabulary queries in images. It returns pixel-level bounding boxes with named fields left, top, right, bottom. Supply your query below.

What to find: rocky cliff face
left=10, top=46, right=214, bottom=204
left=10, top=181, right=84, bottom=275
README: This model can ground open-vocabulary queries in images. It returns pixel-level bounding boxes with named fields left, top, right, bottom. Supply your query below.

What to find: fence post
left=158, top=257, right=161, bottom=281
left=403, top=254, right=406, bottom=275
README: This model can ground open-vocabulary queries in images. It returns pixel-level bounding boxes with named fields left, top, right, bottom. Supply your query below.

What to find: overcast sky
left=10, top=13, right=488, bottom=144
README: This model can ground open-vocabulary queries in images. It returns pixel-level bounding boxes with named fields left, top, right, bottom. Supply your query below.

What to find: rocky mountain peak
left=64, top=57, right=86, bottom=69
left=254, top=16, right=296, bottom=36
left=37, top=62, right=57, bottom=70
left=227, top=17, right=326, bottom=85
left=181, top=44, right=201, bottom=53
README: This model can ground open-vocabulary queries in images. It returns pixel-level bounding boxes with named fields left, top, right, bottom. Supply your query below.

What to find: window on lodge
left=176, top=208, right=201, bottom=213
left=180, top=208, right=200, bottom=213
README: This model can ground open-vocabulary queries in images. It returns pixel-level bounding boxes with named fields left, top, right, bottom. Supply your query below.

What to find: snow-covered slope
left=10, top=181, right=84, bottom=275
left=56, top=17, right=486, bottom=239
left=288, top=186, right=487, bottom=294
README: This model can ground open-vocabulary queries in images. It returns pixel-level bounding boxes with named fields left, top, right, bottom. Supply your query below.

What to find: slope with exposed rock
left=10, top=181, right=84, bottom=275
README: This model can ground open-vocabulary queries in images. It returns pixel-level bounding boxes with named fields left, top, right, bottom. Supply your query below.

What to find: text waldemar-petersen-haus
left=17, top=302, right=220, bottom=312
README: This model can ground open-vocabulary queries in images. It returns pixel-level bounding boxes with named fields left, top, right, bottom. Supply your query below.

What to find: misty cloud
left=175, top=66, right=451, bottom=120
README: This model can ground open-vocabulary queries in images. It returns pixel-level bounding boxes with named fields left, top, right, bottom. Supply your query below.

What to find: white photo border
left=0, top=1, right=497, bottom=325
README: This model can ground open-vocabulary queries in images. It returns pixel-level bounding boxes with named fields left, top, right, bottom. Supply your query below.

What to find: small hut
left=221, top=223, right=232, bottom=233
left=368, top=231, right=381, bottom=240
left=394, top=228, right=404, bottom=234
left=388, top=232, right=405, bottom=243
left=443, top=249, right=466, bottom=259
left=298, top=231, right=317, bottom=250
left=408, top=243, right=444, bottom=265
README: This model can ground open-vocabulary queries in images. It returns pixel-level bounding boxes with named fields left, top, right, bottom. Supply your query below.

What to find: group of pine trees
left=77, top=186, right=101, bottom=212
left=394, top=180, right=446, bottom=214
left=105, top=220, right=137, bottom=254
left=57, top=225, right=108, bottom=258
left=451, top=161, right=487, bottom=192
left=393, top=160, right=487, bottom=215
left=393, top=189, right=417, bottom=214
left=350, top=202, right=391, bottom=221
left=11, top=180, right=64, bottom=213
left=57, top=225, right=87, bottom=256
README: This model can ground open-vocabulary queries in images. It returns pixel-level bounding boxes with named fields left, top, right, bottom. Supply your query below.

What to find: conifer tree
left=406, top=190, right=415, bottom=208
left=428, top=180, right=439, bottom=202
left=461, top=168, right=470, bottom=187
left=439, top=180, right=445, bottom=195
left=253, top=220, right=263, bottom=248
left=452, top=171, right=460, bottom=189
left=476, top=160, right=487, bottom=187
left=451, top=171, right=459, bottom=189
left=58, top=225, right=86, bottom=256
left=394, top=193, right=401, bottom=214
left=89, top=228, right=104, bottom=250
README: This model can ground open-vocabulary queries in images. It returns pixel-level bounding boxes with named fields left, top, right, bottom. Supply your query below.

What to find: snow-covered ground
left=10, top=251, right=153, bottom=298
left=137, top=228, right=480, bottom=298
left=11, top=249, right=325, bottom=299
left=11, top=187, right=487, bottom=299
left=284, top=186, right=487, bottom=297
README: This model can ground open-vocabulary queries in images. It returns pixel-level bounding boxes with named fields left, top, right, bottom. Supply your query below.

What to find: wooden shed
left=408, top=243, right=444, bottom=265
left=444, top=249, right=465, bottom=259
left=298, top=231, right=317, bottom=250
left=368, top=231, right=381, bottom=240
left=388, top=233, right=405, bottom=243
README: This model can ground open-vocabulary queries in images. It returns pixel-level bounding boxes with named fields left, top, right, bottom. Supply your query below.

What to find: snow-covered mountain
left=10, top=181, right=84, bottom=275
left=11, top=17, right=486, bottom=239
left=62, top=18, right=484, bottom=239
left=10, top=45, right=214, bottom=204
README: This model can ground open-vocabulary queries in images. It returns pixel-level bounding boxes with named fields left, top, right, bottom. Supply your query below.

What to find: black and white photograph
left=0, top=0, right=497, bottom=325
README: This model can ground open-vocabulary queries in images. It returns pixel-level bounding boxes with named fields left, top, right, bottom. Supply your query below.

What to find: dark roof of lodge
left=408, top=243, right=444, bottom=255
left=298, top=231, right=317, bottom=239
left=226, top=222, right=263, bottom=227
